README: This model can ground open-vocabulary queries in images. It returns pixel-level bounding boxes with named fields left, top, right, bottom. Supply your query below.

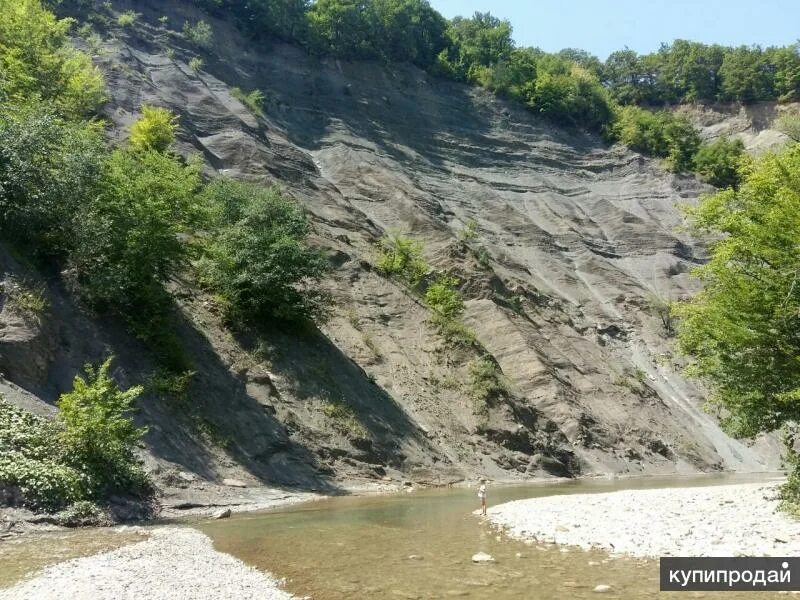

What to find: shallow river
left=197, top=473, right=784, bottom=599
left=0, top=473, right=788, bottom=598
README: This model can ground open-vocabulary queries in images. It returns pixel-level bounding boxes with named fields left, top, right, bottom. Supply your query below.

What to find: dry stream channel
left=0, top=473, right=788, bottom=599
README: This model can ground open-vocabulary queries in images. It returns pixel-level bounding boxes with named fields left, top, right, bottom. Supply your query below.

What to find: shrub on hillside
left=0, top=0, right=106, bottom=117
left=527, top=62, right=614, bottom=132
left=71, top=146, right=203, bottom=319
left=58, top=358, right=149, bottom=498
left=425, top=276, right=464, bottom=319
left=182, top=19, right=213, bottom=48
left=0, top=398, right=82, bottom=510
left=375, top=232, right=428, bottom=284
left=0, top=103, right=104, bottom=256
left=0, top=359, right=149, bottom=511
left=129, top=105, right=178, bottom=153
left=231, top=87, right=265, bottom=115
left=469, top=357, right=507, bottom=406
left=609, top=106, right=701, bottom=172
left=693, top=136, right=745, bottom=188
left=198, top=179, right=330, bottom=324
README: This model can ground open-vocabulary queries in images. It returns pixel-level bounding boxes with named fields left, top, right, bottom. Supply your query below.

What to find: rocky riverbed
left=0, top=527, right=295, bottom=600
left=486, top=481, right=800, bottom=557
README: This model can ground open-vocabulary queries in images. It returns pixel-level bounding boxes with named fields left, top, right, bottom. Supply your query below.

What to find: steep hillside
left=678, top=101, right=799, bottom=153
left=0, top=0, right=783, bottom=511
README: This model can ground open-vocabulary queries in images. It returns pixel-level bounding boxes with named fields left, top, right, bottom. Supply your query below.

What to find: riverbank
left=0, top=527, right=296, bottom=600
left=0, top=476, right=412, bottom=540
left=485, top=481, right=800, bottom=557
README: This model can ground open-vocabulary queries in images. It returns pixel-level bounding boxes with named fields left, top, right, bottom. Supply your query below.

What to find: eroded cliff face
left=0, top=0, right=783, bottom=501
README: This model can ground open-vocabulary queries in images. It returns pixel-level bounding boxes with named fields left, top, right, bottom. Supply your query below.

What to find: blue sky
left=428, top=0, right=800, bottom=59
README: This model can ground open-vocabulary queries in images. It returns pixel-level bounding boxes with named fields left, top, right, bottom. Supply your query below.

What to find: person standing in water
left=478, top=480, right=487, bottom=515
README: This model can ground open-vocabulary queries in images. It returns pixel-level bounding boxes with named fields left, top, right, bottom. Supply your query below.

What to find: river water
left=0, top=473, right=787, bottom=598
left=198, top=473, right=783, bottom=599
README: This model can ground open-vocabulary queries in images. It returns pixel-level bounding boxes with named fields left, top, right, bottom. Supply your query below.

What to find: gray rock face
left=0, top=0, right=781, bottom=501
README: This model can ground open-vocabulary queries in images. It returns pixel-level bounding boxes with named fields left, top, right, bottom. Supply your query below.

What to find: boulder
left=471, top=552, right=494, bottom=563
left=222, top=478, right=247, bottom=488
left=212, top=508, right=232, bottom=519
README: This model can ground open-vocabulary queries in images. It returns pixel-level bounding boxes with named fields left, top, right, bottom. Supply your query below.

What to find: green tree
left=58, top=357, right=149, bottom=497
left=437, top=12, right=514, bottom=80
left=767, top=44, right=800, bottom=102
left=528, top=61, right=614, bottom=131
left=693, top=136, right=745, bottom=188
left=719, top=45, right=774, bottom=102
left=609, top=106, right=700, bottom=172
left=0, top=103, right=104, bottom=256
left=655, top=40, right=725, bottom=103
left=0, top=0, right=106, bottom=117
left=306, top=0, right=375, bottom=58
left=603, top=48, right=650, bottom=105
left=675, top=144, right=800, bottom=502
left=72, top=147, right=203, bottom=318
left=198, top=179, right=330, bottom=324
left=129, top=106, right=177, bottom=153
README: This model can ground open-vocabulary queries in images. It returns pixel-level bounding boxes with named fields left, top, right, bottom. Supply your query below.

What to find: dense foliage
left=198, top=179, right=330, bottom=324
left=0, top=103, right=104, bottom=256
left=692, top=136, right=746, bottom=189
left=603, top=41, right=800, bottom=105
left=676, top=143, right=800, bottom=436
left=0, top=0, right=105, bottom=117
left=609, top=106, right=701, bottom=172
left=0, top=358, right=149, bottom=511
left=675, top=143, right=800, bottom=503
left=72, top=146, right=203, bottom=318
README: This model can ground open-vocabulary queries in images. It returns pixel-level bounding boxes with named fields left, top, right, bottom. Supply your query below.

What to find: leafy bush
left=198, top=179, right=330, bottom=324
left=1, top=277, right=49, bottom=317
left=321, top=401, right=367, bottom=439
left=0, top=0, right=106, bottom=117
left=0, top=398, right=82, bottom=510
left=71, top=146, right=203, bottom=319
left=425, top=276, right=464, bottom=319
left=55, top=500, right=106, bottom=527
left=58, top=358, right=149, bottom=498
left=231, top=87, right=265, bottom=115
left=469, top=357, right=507, bottom=405
left=116, top=11, right=139, bottom=27
left=189, top=56, right=204, bottom=72
left=375, top=232, right=428, bottom=284
left=148, top=368, right=196, bottom=405
left=430, top=314, right=477, bottom=348
left=609, top=106, right=701, bottom=172
left=182, top=19, right=213, bottom=48
left=0, top=103, right=104, bottom=256
left=527, top=62, right=614, bottom=131
left=129, top=106, right=177, bottom=153
left=776, top=113, right=800, bottom=143
left=693, top=136, right=745, bottom=188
